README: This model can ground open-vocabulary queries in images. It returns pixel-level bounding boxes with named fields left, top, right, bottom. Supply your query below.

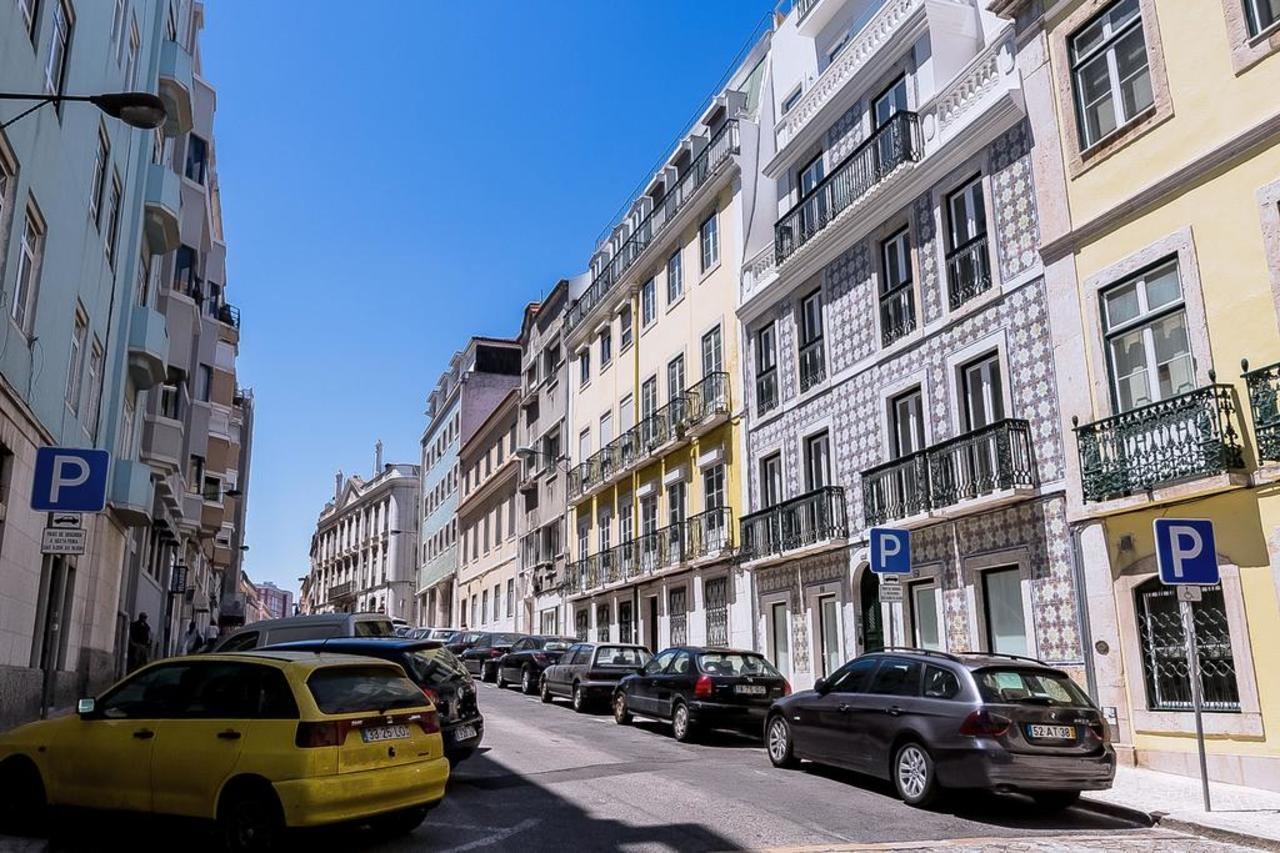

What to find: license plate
left=1026, top=724, right=1075, bottom=741
left=453, top=724, right=477, bottom=741
left=735, top=685, right=767, bottom=695
left=360, top=724, right=409, bottom=743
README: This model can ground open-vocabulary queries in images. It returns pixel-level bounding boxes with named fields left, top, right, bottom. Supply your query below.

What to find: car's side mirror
left=813, top=677, right=829, bottom=694
left=77, top=697, right=96, bottom=718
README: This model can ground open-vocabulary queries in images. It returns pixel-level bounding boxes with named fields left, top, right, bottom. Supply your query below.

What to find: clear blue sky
left=203, top=2, right=773, bottom=595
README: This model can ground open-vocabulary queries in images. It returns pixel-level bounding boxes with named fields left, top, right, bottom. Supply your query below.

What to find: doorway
left=646, top=595, right=659, bottom=652
left=859, top=570, right=883, bottom=652
left=817, top=594, right=841, bottom=677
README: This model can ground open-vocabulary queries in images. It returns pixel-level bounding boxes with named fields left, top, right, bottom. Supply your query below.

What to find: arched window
left=1134, top=577, right=1239, bottom=712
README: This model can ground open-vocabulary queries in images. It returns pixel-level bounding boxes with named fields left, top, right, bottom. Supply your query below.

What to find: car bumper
left=688, top=701, right=769, bottom=731
left=934, top=743, right=1116, bottom=792
left=274, top=757, right=450, bottom=828
left=579, top=679, right=621, bottom=696
left=443, top=715, right=484, bottom=756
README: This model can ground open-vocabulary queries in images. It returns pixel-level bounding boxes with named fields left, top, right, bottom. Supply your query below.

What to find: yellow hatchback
left=0, top=651, right=449, bottom=851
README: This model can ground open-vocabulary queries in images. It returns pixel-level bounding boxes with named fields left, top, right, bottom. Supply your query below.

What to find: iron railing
left=862, top=451, right=930, bottom=527
left=795, top=0, right=820, bottom=20
left=774, top=111, right=921, bottom=265
left=739, top=486, right=848, bottom=560
left=1074, top=381, right=1244, bottom=503
left=946, top=234, right=992, bottom=310
left=566, top=511, right=736, bottom=596
left=328, top=580, right=354, bottom=602
left=880, top=285, right=915, bottom=346
left=566, top=120, right=740, bottom=331
left=1243, top=359, right=1280, bottom=463
left=685, top=506, right=734, bottom=558
left=217, top=302, right=240, bottom=328
left=687, top=371, right=731, bottom=423
left=799, top=339, right=826, bottom=392
left=756, top=369, right=778, bottom=416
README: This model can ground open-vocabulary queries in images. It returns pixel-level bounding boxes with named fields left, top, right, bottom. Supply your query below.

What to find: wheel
left=671, top=701, right=696, bottom=742
left=496, top=668, right=509, bottom=689
left=893, top=742, right=939, bottom=807
left=766, top=715, right=799, bottom=768
left=540, top=675, right=554, bottom=703
left=219, top=782, right=284, bottom=852
left=371, top=804, right=428, bottom=837
left=572, top=683, right=587, bottom=713
left=0, top=758, right=46, bottom=836
left=1031, top=790, right=1081, bottom=812
left=521, top=666, right=536, bottom=695
left=481, top=662, right=496, bottom=683
left=613, top=692, right=632, bottom=725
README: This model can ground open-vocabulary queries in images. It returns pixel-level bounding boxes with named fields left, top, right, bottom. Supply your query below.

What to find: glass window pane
left=1115, top=28, right=1153, bottom=119
left=1143, top=265, right=1181, bottom=311
left=983, top=568, right=1028, bottom=656
left=1078, top=56, right=1117, bottom=144
left=912, top=585, right=941, bottom=650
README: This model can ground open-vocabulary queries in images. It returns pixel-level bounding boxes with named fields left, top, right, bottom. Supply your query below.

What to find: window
left=769, top=601, right=790, bottom=677
left=44, top=0, right=73, bottom=98
left=667, top=481, right=685, bottom=529
left=481, top=590, right=489, bottom=625
left=666, top=354, right=685, bottom=403
left=618, top=496, right=633, bottom=544
left=619, top=304, right=633, bottom=350
left=596, top=604, right=610, bottom=642
left=166, top=1, right=177, bottom=39
left=18, top=0, right=38, bottom=40
left=159, top=381, right=181, bottom=419
left=599, top=412, right=613, bottom=447
left=983, top=567, right=1028, bottom=655
left=868, top=657, right=922, bottom=697
left=818, top=595, right=841, bottom=678
left=700, top=326, right=723, bottom=377
left=599, top=326, right=611, bottom=367
left=492, top=584, right=500, bottom=621
left=703, top=464, right=725, bottom=511
left=89, top=127, right=110, bottom=227
left=104, top=173, right=122, bottom=267
left=872, top=76, right=909, bottom=166
left=196, top=364, right=213, bottom=402
left=760, top=453, right=782, bottom=507
left=1070, top=0, right=1153, bottom=148
left=827, top=656, right=878, bottom=692
left=188, top=455, right=205, bottom=490
left=1135, top=578, right=1239, bottom=711
left=891, top=388, right=925, bottom=458
left=124, top=16, right=139, bottom=88
left=699, top=213, right=719, bottom=272
left=185, top=135, right=208, bottom=184
left=641, top=278, right=656, bottom=327
left=946, top=176, right=991, bottom=309
left=1102, top=260, right=1192, bottom=412
left=666, top=250, right=683, bottom=304
left=495, top=503, right=503, bottom=541
left=1245, top=0, right=1280, bottom=36
left=136, top=250, right=153, bottom=307
left=578, top=428, right=590, bottom=463
left=13, top=203, right=46, bottom=335
left=780, top=86, right=803, bottom=115
left=804, top=431, right=830, bottom=491
left=755, top=324, right=778, bottom=414
left=640, top=377, right=657, bottom=423
left=202, top=476, right=221, bottom=503
left=579, top=348, right=590, bottom=387
left=85, top=340, right=103, bottom=437
left=65, top=310, right=87, bottom=412
left=119, top=385, right=137, bottom=457
left=880, top=228, right=915, bottom=346
left=923, top=665, right=962, bottom=700
left=174, top=244, right=197, bottom=295
left=873, top=77, right=909, bottom=129
left=798, top=289, right=825, bottom=391
left=961, top=352, right=1005, bottom=431
left=797, top=154, right=827, bottom=236
left=506, top=578, right=514, bottom=617
left=911, top=583, right=942, bottom=650
left=619, top=393, right=634, bottom=431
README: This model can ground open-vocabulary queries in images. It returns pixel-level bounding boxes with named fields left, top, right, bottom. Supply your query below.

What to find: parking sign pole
left=1180, top=598, right=1212, bottom=812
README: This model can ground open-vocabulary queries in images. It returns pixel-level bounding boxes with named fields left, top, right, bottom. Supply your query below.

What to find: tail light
left=694, top=674, right=714, bottom=698
left=415, top=710, right=441, bottom=735
left=295, top=720, right=350, bottom=748
left=532, top=653, right=549, bottom=664
left=489, top=649, right=504, bottom=658
left=782, top=679, right=792, bottom=697
left=421, top=686, right=440, bottom=707
left=958, top=709, right=1011, bottom=738
left=1089, top=719, right=1111, bottom=744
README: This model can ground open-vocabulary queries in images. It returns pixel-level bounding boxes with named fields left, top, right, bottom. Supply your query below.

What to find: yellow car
left=0, top=651, right=449, bottom=850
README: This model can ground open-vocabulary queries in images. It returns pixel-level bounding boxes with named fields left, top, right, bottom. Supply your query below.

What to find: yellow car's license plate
left=360, top=724, right=410, bottom=743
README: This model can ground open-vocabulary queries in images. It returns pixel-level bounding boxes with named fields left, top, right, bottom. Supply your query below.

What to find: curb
left=1076, top=796, right=1158, bottom=828
left=1079, top=797, right=1280, bottom=851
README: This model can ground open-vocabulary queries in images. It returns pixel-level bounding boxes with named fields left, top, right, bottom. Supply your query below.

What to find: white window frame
left=641, top=278, right=657, bottom=328
left=666, top=249, right=683, bottom=305
left=65, top=309, right=87, bottom=412
left=699, top=212, right=719, bottom=273
left=1100, top=259, right=1190, bottom=413
left=1070, top=0, right=1153, bottom=149
left=13, top=200, right=46, bottom=335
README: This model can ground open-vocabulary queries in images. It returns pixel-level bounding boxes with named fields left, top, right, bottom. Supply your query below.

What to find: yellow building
left=997, top=0, right=1280, bottom=789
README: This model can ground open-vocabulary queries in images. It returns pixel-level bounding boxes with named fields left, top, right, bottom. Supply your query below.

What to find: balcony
left=1074, top=383, right=1245, bottom=504
left=158, top=40, right=194, bottom=136
left=775, top=112, right=921, bottom=267
left=108, top=459, right=154, bottom=527
left=740, top=487, right=849, bottom=562
left=328, top=581, right=355, bottom=603
left=567, top=510, right=736, bottom=598
left=946, top=235, right=993, bottom=311
left=880, top=285, right=916, bottom=347
left=1243, top=360, right=1280, bottom=463
left=686, top=372, right=732, bottom=434
left=566, top=119, right=740, bottom=332
left=862, top=419, right=1038, bottom=526
left=127, top=305, right=169, bottom=391
left=217, top=302, right=241, bottom=329
left=141, top=413, right=183, bottom=475
left=799, top=340, right=826, bottom=393
left=143, top=163, right=180, bottom=253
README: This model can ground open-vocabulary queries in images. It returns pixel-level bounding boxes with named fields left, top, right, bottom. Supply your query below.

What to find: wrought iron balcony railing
left=756, top=369, right=778, bottom=416
left=739, top=486, right=848, bottom=560
left=217, top=302, right=240, bottom=328
left=685, top=506, right=734, bottom=558
left=775, top=111, right=921, bottom=266
left=862, top=419, right=1037, bottom=526
left=799, top=340, right=826, bottom=392
left=1243, top=359, right=1280, bottom=463
left=1074, top=381, right=1244, bottom=503
left=328, top=580, right=354, bottom=602
left=795, top=0, right=820, bottom=20
left=880, top=286, right=915, bottom=346
left=686, top=372, right=731, bottom=424
left=566, top=120, right=740, bottom=331
left=946, top=234, right=993, bottom=311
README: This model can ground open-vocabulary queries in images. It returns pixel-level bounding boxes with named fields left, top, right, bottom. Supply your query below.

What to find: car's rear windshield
left=307, top=665, right=425, bottom=714
left=594, top=646, right=651, bottom=667
left=697, top=652, right=781, bottom=677
left=541, top=640, right=572, bottom=652
left=354, top=619, right=394, bottom=637
left=975, top=668, right=1092, bottom=707
left=430, top=630, right=459, bottom=642
left=407, top=648, right=469, bottom=684
left=492, top=633, right=524, bottom=645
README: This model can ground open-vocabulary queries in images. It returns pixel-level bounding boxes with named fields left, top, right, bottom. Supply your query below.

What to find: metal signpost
left=1154, top=518, right=1219, bottom=813
left=870, top=528, right=911, bottom=646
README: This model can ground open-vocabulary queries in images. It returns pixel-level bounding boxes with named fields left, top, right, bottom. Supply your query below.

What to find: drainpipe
left=1070, top=522, right=1098, bottom=702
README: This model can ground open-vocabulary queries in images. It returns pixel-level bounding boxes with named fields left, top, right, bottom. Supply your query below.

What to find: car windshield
left=975, top=668, right=1093, bottom=707
left=697, top=652, right=781, bottom=677
left=492, top=633, right=524, bottom=645
left=354, top=619, right=394, bottom=637
left=306, top=665, right=426, bottom=714
left=430, top=630, right=459, bottom=642
left=595, top=646, right=651, bottom=667
left=408, top=649, right=468, bottom=684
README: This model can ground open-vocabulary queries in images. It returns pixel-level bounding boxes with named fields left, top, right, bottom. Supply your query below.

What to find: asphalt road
left=0, top=681, right=1256, bottom=852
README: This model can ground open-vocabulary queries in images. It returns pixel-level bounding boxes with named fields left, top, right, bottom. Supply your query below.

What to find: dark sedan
left=265, top=637, right=484, bottom=763
left=444, top=630, right=483, bottom=656
left=496, top=635, right=576, bottom=693
left=542, top=642, right=651, bottom=710
left=459, top=632, right=526, bottom=682
left=613, top=647, right=788, bottom=741
left=763, top=650, right=1115, bottom=809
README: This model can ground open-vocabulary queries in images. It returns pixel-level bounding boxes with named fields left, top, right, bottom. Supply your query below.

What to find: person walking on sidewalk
left=181, top=620, right=203, bottom=655
left=128, top=612, right=152, bottom=671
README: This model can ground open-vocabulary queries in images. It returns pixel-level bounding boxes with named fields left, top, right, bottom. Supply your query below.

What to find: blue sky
left=203, top=2, right=773, bottom=593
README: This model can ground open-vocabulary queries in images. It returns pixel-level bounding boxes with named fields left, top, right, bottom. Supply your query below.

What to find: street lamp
left=0, top=91, right=166, bottom=130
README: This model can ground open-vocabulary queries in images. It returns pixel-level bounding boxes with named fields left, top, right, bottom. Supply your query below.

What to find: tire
left=371, top=804, right=428, bottom=837
left=540, top=676, right=554, bottom=703
left=1031, top=790, right=1081, bottom=812
left=219, top=781, right=285, bottom=852
left=893, top=742, right=940, bottom=808
left=572, top=683, right=586, bottom=713
left=671, top=701, right=696, bottom=742
left=766, top=715, right=799, bottom=769
left=521, top=666, right=536, bottom=695
left=0, top=757, right=46, bottom=836
left=481, top=662, right=496, bottom=683
left=613, top=692, right=632, bottom=725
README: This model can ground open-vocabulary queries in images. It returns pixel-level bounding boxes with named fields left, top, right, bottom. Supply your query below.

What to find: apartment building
left=457, top=391, right=520, bottom=631
left=994, top=0, right=1280, bottom=790
left=307, top=446, right=419, bottom=620
left=516, top=283, right=573, bottom=634
left=254, top=579, right=293, bottom=620
left=417, top=337, right=521, bottom=626
left=735, top=0, right=1081, bottom=691
left=560, top=43, right=770, bottom=650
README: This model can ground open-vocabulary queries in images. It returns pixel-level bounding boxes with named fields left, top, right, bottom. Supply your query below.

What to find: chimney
left=335, top=470, right=343, bottom=501
left=375, top=439, right=384, bottom=473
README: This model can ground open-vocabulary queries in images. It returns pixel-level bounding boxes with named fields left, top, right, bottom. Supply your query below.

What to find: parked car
left=429, top=628, right=462, bottom=643
left=763, top=649, right=1116, bottom=809
left=494, top=636, right=576, bottom=693
left=542, top=643, right=652, bottom=710
left=612, top=647, right=788, bottom=741
left=265, top=638, right=484, bottom=764
left=444, top=631, right=483, bottom=656
left=458, top=633, right=525, bottom=682
left=0, top=651, right=448, bottom=848
left=209, top=613, right=394, bottom=652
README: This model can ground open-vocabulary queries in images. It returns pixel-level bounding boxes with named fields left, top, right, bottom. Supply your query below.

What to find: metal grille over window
left=1136, top=580, right=1240, bottom=712
left=705, top=577, right=728, bottom=647
left=1243, top=359, right=1280, bottom=463
left=669, top=587, right=688, bottom=645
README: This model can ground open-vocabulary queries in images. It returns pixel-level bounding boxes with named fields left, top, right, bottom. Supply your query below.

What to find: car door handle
left=886, top=705, right=902, bottom=716
left=838, top=703, right=851, bottom=713
left=217, top=729, right=242, bottom=740
left=132, top=728, right=155, bottom=740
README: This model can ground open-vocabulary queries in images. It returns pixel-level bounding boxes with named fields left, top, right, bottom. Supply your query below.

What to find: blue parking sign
left=1154, top=518, right=1219, bottom=586
left=870, top=527, right=911, bottom=575
left=31, top=447, right=110, bottom=513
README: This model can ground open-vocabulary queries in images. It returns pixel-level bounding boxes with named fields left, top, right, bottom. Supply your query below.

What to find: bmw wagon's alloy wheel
left=894, top=742, right=938, bottom=807
left=766, top=716, right=797, bottom=768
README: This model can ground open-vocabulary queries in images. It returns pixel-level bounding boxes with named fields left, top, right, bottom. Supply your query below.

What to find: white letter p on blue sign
left=870, top=527, right=911, bottom=575
left=1154, top=518, right=1218, bottom=587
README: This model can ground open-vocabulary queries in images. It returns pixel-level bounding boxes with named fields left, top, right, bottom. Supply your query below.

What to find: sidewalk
left=1084, top=765, right=1280, bottom=849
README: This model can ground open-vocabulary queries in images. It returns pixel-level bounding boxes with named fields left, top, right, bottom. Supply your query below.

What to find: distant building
left=254, top=581, right=293, bottom=621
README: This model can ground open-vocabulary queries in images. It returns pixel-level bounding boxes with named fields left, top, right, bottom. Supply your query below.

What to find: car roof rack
left=950, top=651, right=1049, bottom=666
left=877, top=646, right=963, bottom=663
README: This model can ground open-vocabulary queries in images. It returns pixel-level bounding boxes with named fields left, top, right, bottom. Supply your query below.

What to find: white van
left=209, top=612, right=394, bottom=651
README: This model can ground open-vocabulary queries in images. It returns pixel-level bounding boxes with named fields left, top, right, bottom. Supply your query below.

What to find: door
left=548, top=645, right=580, bottom=695
left=632, top=648, right=676, bottom=714
left=505, top=638, right=534, bottom=680
left=872, top=76, right=909, bottom=169
left=884, top=388, right=926, bottom=516
left=654, top=650, right=693, bottom=720
left=645, top=596, right=659, bottom=654
left=858, top=656, right=923, bottom=775
left=769, top=600, right=790, bottom=678
left=792, top=656, right=880, bottom=767
left=959, top=352, right=1005, bottom=492
left=859, top=571, right=884, bottom=653
left=798, top=153, right=827, bottom=238
left=817, top=595, right=842, bottom=679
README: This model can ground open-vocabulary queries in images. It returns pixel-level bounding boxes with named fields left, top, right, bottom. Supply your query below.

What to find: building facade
left=516, top=285, right=573, bottom=635
left=559, top=46, right=768, bottom=650
left=995, top=0, right=1280, bottom=790
left=307, top=448, right=419, bottom=620
left=254, top=579, right=292, bottom=621
left=417, top=337, right=521, bottom=626
left=457, top=391, right=520, bottom=632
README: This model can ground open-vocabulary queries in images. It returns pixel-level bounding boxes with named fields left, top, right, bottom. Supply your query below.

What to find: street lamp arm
left=0, top=91, right=166, bottom=130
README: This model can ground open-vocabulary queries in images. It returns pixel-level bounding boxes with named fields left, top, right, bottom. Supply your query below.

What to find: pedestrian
left=205, top=624, right=220, bottom=650
left=181, top=620, right=203, bottom=655
left=128, top=612, right=151, bottom=671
